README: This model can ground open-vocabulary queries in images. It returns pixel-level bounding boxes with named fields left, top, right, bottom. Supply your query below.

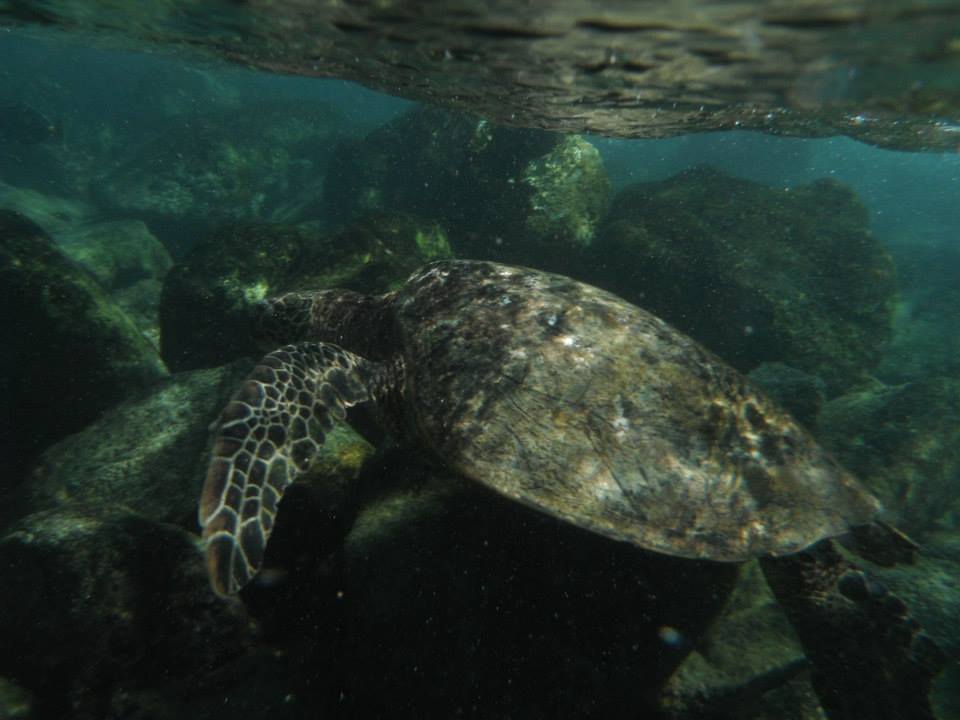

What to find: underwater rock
left=870, top=534, right=960, bottom=660
left=159, top=214, right=450, bottom=372
left=250, top=455, right=738, bottom=718
left=0, top=102, right=60, bottom=145
left=0, top=181, right=95, bottom=238
left=324, top=106, right=609, bottom=272
left=92, top=100, right=345, bottom=255
left=26, top=360, right=255, bottom=529
left=877, top=242, right=960, bottom=384
left=58, top=219, right=172, bottom=292
left=0, top=210, right=167, bottom=494
left=58, top=219, right=173, bottom=343
left=0, top=506, right=259, bottom=719
left=593, top=167, right=897, bottom=396
left=660, top=561, right=821, bottom=719
left=818, top=377, right=960, bottom=535
left=747, top=362, right=827, bottom=430
left=0, top=677, right=31, bottom=720
left=26, top=357, right=373, bottom=533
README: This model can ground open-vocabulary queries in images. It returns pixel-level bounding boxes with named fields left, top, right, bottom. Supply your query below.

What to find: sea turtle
left=199, top=259, right=942, bottom=718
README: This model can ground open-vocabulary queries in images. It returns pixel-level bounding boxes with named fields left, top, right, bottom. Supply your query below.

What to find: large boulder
left=0, top=210, right=166, bottom=493
left=0, top=507, right=261, bottom=719
left=592, top=167, right=897, bottom=395
left=324, top=107, right=610, bottom=273
left=242, top=455, right=740, bottom=718
left=818, top=377, right=960, bottom=535
left=159, top=214, right=450, bottom=372
left=25, top=359, right=373, bottom=533
left=0, top=182, right=95, bottom=239
left=92, top=100, right=345, bottom=255
left=878, top=242, right=960, bottom=384
left=57, top=219, right=172, bottom=292
left=57, top=219, right=173, bottom=345
left=661, top=561, right=821, bottom=719
left=25, top=361, right=252, bottom=528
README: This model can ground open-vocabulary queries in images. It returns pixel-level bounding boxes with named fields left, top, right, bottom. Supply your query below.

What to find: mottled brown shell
left=394, top=260, right=879, bottom=561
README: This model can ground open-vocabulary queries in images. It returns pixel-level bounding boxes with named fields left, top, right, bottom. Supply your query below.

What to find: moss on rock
left=0, top=210, right=166, bottom=491
left=592, top=167, right=896, bottom=395
left=159, top=214, right=450, bottom=371
left=818, top=377, right=960, bottom=534
left=323, top=106, right=609, bottom=274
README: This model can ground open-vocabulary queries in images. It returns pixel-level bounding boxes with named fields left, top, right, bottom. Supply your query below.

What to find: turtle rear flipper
left=199, top=342, right=378, bottom=596
left=760, top=540, right=946, bottom=720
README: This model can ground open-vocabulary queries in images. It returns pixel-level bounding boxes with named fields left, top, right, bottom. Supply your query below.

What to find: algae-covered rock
left=520, top=135, right=611, bottom=261
left=0, top=507, right=256, bottom=719
left=58, top=219, right=172, bottom=291
left=0, top=677, right=31, bottom=720
left=93, top=100, right=344, bottom=254
left=58, top=219, right=173, bottom=344
left=871, top=535, right=960, bottom=660
left=26, top=359, right=374, bottom=533
left=0, top=210, right=167, bottom=490
left=26, top=361, right=253, bottom=528
left=594, top=167, right=897, bottom=395
left=878, top=242, right=960, bottom=384
left=818, top=377, right=960, bottom=534
left=660, top=561, right=822, bottom=719
left=266, top=457, right=739, bottom=718
left=159, top=214, right=450, bottom=371
left=747, top=362, right=827, bottom=430
left=0, top=181, right=95, bottom=239
left=324, top=107, right=609, bottom=272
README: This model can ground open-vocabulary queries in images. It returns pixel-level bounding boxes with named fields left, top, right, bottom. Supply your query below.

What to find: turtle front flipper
left=760, top=540, right=945, bottom=720
left=199, top=342, right=378, bottom=596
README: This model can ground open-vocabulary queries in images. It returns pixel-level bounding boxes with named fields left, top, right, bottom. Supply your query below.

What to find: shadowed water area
left=0, top=3, right=959, bottom=719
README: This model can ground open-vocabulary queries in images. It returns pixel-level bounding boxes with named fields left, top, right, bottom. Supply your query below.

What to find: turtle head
left=251, top=291, right=316, bottom=349
left=253, top=288, right=397, bottom=360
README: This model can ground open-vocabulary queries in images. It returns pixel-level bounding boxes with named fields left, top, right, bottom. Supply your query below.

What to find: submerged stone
left=92, top=100, right=345, bottom=255
left=26, top=359, right=373, bottom=533
left=255, top=457, right=739, bottom=718
left=57, top=219, right=173, bottom=344
left=878, top=242, right=960, bottom=384
left=747, top=362, right=827, bottom=431
left=818, top=377, right=960, bottom=535
left=57, top=219, right=172, bottom=293
left=593, top=167, right=897, bottom=395
left=0, top=210, right=166, bottom=493
left=0, top=507, right=258, bottom=719
left=26, top=361, right=254, bottom=528
left=159, top=214, right=449, bottom=372
left=324, top=107, right=609, bottom=272
left=660, top=561, right=820, bottom=719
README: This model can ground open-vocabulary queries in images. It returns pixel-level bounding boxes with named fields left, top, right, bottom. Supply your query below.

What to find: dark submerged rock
left=324, top=107, right=609, bottom=272
left=747, top=362, right=827, bottom=431
left=246, top=456, right=740, bottom=718
left=57, top=219, right=172, bottom=293
left=57, top=219, right=173, bottom=344
left=818, top=377, right=960, bottom=536
left=592, top=167, right=897, bottom=396
left=25, top=358, right=373, bottom=537
left=660, top=561, right=820, bottom=719
left=159, top=215, right=449, bottom=372
left=92, top=100, right=345, bottom=256
left=0, top=507, right=256, bottom=719
left=878, top=242, right=960, bottom=384
left=25, top=361, right=255, bottom=528
left=0, top=210, right=166, bottom=493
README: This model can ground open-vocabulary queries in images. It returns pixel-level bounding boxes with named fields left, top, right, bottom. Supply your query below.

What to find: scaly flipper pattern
left=200, top=342, right=376, bottom=595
